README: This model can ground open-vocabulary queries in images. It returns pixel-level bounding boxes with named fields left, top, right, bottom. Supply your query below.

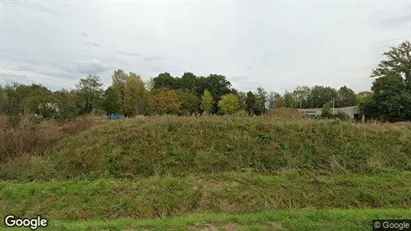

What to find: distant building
left=297, top=106, right=359, bottom=119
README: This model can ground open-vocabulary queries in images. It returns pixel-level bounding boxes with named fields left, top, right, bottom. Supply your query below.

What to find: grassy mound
left=1, top=116, right=410, bottom=181
left=1, top=116, right=410, bottom=230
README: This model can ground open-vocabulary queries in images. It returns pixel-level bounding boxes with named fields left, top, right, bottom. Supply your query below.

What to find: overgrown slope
left=1, top=116, right=410, bottom=181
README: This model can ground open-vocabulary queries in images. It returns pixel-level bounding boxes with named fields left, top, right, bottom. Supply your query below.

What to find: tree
left=284, top=91, right=294, bottom=108
left=293, top=86, right=311, bottom=108
left=76, top=75, right=103, bottom=114
left=112, top=69, right=128, bottom=112
left=148, top=89, right=181, bottom=115
left=145, top=77, right=155, bottom=91
left=236, top=91, right=247, bottom=110
left=153, top=72, right=179, bottom=90
left=180, top=72, right=199, bottom=92
left=201, top=90, right=213, bottom=115
left=123, top=73, right=146, bottom=116
left=309, top=86, right=338, bottom=108
left=321, top=103, right=332, bottom=118
left=177, top=90, right=200, bottom=115
left=254, top=87, right=268, bottom=115
left=361, top=74, right=411, bottom=122
left=274, top=96, right=286, bottom=108
left=102, top=86, right=121, bottom=114
left=362, top=41, right=411, bottom=121
left=218, top=93, right=240, bottom=115
left=371, top=41, right=411, bottom=90
left=54, top=89, right=80, bottom=120
left=245, top=91, right=257, bottom=115
left=0, top=86, right=8, bottom=114
left=204, top=74, right=232, bottom=113
left=268, top=92, right=281, bottom=109
left=336, top=86, right=356, bottom=107
left=1, top=83, right=56, bottom=117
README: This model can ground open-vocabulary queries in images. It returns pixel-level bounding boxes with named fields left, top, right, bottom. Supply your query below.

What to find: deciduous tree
left=218, top=93, right=240, bottom=115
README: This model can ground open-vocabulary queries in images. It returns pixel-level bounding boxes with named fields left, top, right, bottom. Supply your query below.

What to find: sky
left=0, top=0, right=410, bottom=94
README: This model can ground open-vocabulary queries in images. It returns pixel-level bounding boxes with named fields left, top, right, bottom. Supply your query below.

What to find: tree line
left=0, top=71, right=360, bottom=119
left=0, top=41, right=409, bottom=122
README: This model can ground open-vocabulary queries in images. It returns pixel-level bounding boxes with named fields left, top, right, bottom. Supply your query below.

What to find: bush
left=321, top=103, right=333, bottom=118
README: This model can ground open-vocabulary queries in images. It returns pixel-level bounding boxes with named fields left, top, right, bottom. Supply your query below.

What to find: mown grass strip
left=1, top=209, right=411, bottom=231
left=1, top=173, right=410, bottom=220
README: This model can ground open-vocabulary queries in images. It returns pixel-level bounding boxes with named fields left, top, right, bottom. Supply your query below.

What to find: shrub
left=321, top=103, right=333, bottom=118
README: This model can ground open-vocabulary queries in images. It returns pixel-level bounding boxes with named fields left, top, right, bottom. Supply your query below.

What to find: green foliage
left=246, top=91, right=257, bottom=115
left=123, top=73, right=146, bottom=116
left=321, top=103, right=333, bottom=118
left=75, top=75, right=104, bottom=114
left=148, top=89, right=181, bottom=115
left=362, top=74, right=411, bottom=122
left=268, top=91, right=281, bottom=109
left=177, top=90, right=200, bottom=115
left=371, top=41, right=411, bottom=90
left=102, top=86, right=121, bottom=114
left=54, top=89, right=80, bottom=120
left=255, top=87, right=268, bottom=115
left=336, top=86, right=356, bottom=107
left=179, top=72, right=199, bottom=92
left=0, top=83, right=57, bottom=118
left=218, top=93, right=240, bottom=115
left=111, top=69, right=128, bottom=112
left=204, top=74, right=232, bottom=113
left=201, top=90, right=213, bottom=115
left=153, top=72, right=179, bottom=90
left=361, top=41, right=411, bottom=122
left=244, top=88, right=268, bottom=115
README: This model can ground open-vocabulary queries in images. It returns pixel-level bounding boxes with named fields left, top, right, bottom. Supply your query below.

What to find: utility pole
left=332, top=98, right=335, bottom=114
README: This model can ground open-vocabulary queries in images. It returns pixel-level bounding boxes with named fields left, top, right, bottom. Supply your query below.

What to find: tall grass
left=0, top=114, right=100, bottom=161
left=1, top=115, right=410, bottom=181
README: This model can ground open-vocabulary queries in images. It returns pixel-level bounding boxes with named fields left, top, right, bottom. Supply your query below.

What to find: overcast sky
left=1, top=0, right=410, bottom=93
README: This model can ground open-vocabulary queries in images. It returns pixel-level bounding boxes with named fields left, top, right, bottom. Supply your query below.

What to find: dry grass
left=0, top=114, right=101, bottom=161
left=264, top=108, right=308, bottom=120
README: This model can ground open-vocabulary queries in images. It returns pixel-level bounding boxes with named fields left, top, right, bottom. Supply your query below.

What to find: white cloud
left=1, top=0, right=410, bottom=92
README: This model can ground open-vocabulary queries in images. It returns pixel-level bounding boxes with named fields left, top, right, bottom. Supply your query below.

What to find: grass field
left=0, top=114, right=410, bottom=230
